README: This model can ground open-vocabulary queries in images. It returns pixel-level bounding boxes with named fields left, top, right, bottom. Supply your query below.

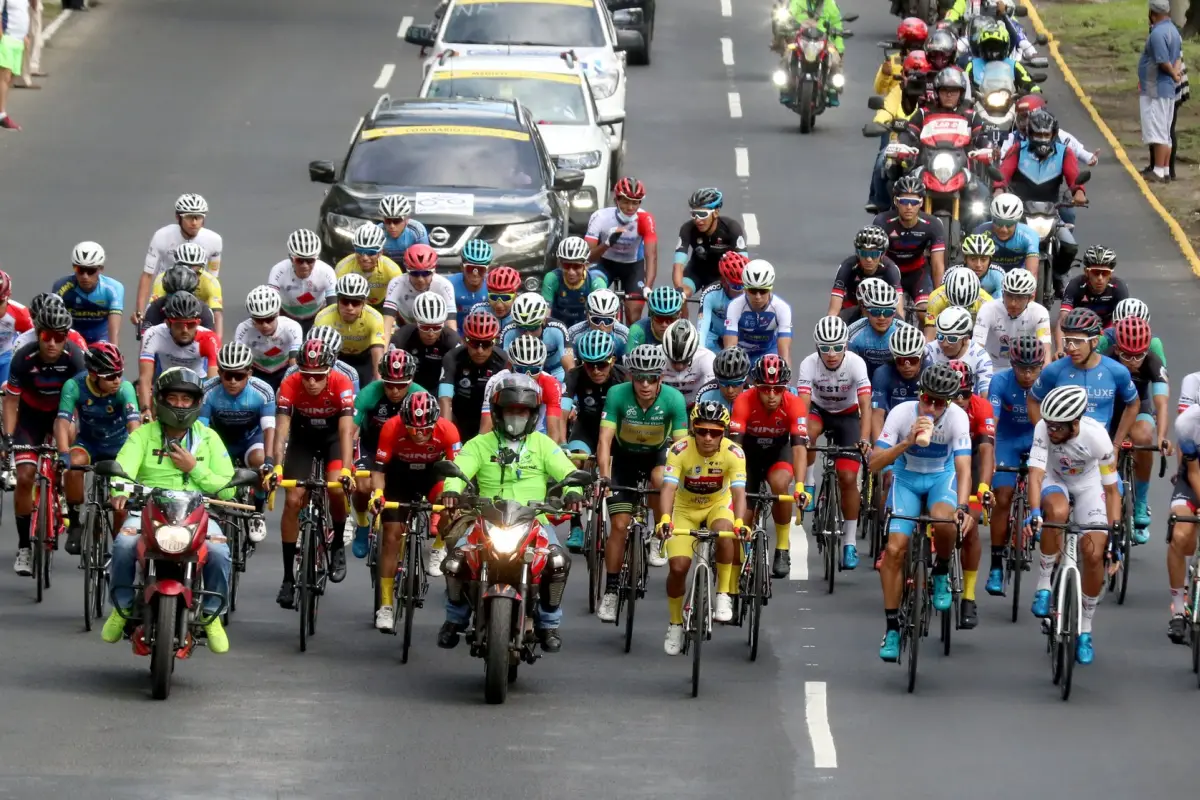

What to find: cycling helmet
left=403, top=243, right=438, bottom=272
left=379, top=194, right=412, bottom=219
left=380, top=348, right=418, bottom=384
left=287, top=228, right=322, bottom=259
left=960, top=233, right=996, bottom=258
left=557, top=236, right=591, bottom=263
left=662, top=319, right=700, bottom=363
left=28, top=292, right=63, bottom=321
left=297, top=339, right=335, bottom=373
left=461, top=239, right=494, bottom=267
left=1008, top=335, right=1046, bottom=367
left=511, top=292, right=550, bottom=327
left=412, top=291, right=448, bottom=325
left=946, top=359, right=974, bottom=394
left=586, top=288, right=621, bottom=318
left=400, top=391, right=440, bottom=428
left=889, top=322, right=926, bottom=358
left=893, top=172, right=925, bottom=198
left=990, top=192, right=1024, bottom=224
left=351, top=223, right=386, bottom=252
left=575, top=329, right=616, bottom=363
left=35, top=303, right=72, bottom=333
left=718, top=252, right=749, bottom=286
left=1113, top=297, right=1150, bottom=323
left=752, top=353, right=792, bottom=386
left=71, top=241, right=106, bottom=268
left=0, top=271, right=11, bottom=302
left=508, top=335, right=548, bottom=371
left=217, top=341, right=254, bottom=372
left=646, top=285, right=685, bottom=317
left=306, top=325, right=344, bottom=357
left=691, top=399, right=731, bottom=428
left=246, top=285, right=282, bottom=319
left=1082, top=245, right=1117, bottom=269
left=1002, top=268, right=1038, bottom=297
left=713, top=346, right=751, bottom=382
left=935, top=306, right=973, bottom=337
left=486, top=266, right=521, bottom=294
left=614, top=177, right=646, bottom=201
left=919, top=362, right=962, bottom=400
left=335, top=272, right=371, bottom=300
left=163, top=291, right=203, bottom=322
left=855, top=225, right=890, bottom=252
left=1027, top=109, right=1059, bottom=158
left=462, top=309, right=501, bottom=341
left=858, top=276, right=898, bottom=308
left=161, top=264, right=200, bottom=296
left=626, top=343, right=667, bottom=374
left=814, top=315, right=849, bottom=345
left=976, top=20, right=1010, bottom=61
left=897, top=16, right=929, bottom=46
left=1040, top=384, right=1089, bottom=424
left=86, top=341, right=124, bottom=375
left=944, top=267, right=980, bottom=307
left=1113, top=316, right=1152, bottom=355
left=154, top=367, right=206, bottom=429
left=174, top=241, right=208, bottom=268
left=689, top=188, right=724, bottom=210
left=742, top=259, right=776, bottom=290
left=1060, top=307, right=1103, bottom=336
left=491, top=373, right=542, bottom=437
left=174, top=194, right=208, bottom=216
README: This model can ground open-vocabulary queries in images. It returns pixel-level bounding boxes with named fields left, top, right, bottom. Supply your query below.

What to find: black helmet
left=933, top=66, right=968, bottom=99
left=712, top=346, right=751, bottom=382
left=35, top=303, right=72, bottom=333
left=1027, top=109, right=1059, bottom=157
left=28, top=292, right=64, bottom=321
left=491, top=374, right=541, bottom=438
left=919, top=363, right=963, bottom=400
left=154, top=367, right=206, bottom=430
left=1061, top=307, right=1102, bottom=336
left=690, top=399, right=731, bottom=428
left=925, top=29, right=957, bottom=68
left=163, top=291, right=203, bottom=321
left=160, top=264, right=201, bottom=296
left=688, top=187, right=724, bottom=210
left=894, top=172, right=925, bottom=198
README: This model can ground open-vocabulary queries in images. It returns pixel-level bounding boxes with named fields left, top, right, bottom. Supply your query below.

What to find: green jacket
left=788, top=0, right=844, bottom=53
left=114, top=421, right=235, bottom=500
left=443, top=430, right=581, bottom=503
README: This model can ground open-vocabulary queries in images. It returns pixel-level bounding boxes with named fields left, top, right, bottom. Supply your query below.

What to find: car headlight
left=571, top=189, right=597, bottom=210
left=497, top=219, right=554, bottom=251
left=772, top=69, right=788, bottom=87
left=326, top=213, right=370, bottom=242
left=591, top=68, right=620, bottom=100
left=487, top=522, right=533, bottom=554
left=931, top=152, right=958, bottom=183
left=1026, top=215, right=1056, bottom=240
left=970, top=201, right=986, bottom=217
left=555, top=151, right=602, bottom=170
left=830, top=72, right=845, bottom=89
left=154, top=524, right=193, bottom=555
left=985, top=91, right=1011, bottom=109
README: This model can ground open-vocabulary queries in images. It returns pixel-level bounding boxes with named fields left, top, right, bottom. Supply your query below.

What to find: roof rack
left=369, top=93, right=391, bottom=121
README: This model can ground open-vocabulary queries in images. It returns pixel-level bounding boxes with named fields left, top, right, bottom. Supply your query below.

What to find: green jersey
left=353, top=380, right=428, bottom=453
left=114, top=421, right=236, bottom=499
left=600, top=381, right=689, bottom=453
left=1097, top=331, right=1167, bottom=367
left=443, top=429, right=580, bottom=503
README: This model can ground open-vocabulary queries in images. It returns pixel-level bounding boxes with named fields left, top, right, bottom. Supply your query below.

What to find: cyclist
left=148, top=242, right=225, bottom=340
left=586, top=177, right=659, bottom=322
left=673, top=188, right=748, bottom=298
left=480, top=336, right=564, bottom=442
left=499, top=293, right=573, bottom=381
left=847, top=278, right=903, bottom=382
left=54, top=342, right=140, bottom=555
left=925, top=307, right=993, bottom=395
left=959, top=233, right=1006, bottom=298
left=565, top=289, right=630, bottom=360
left=698, top=252, right=747, bottom=350
left=872, top=364, right=973, bottom=662
left=100, top=367, right=235, bottom=654
left=390, top=292, right=460, bottom=393
left=370, top=391, right=459, bottom=632
left=1099, top=298, right=1162, bottom=361
left=0, top=272, right=33, bottom=386
left=797, top=317, right=872, bottom=567
left=236, top=285, right=304, bottom=393
left=438, top=309, right=510, bottom=441
left=474, top=266, right=521, bottom=328
left=266, top=339, right=357, bottom=607
left=383, top=243, right=455, bottom=340
left=136, top=193, right=222, bottom=323
left=696, top=346, right=752, bottom=412
left=1026, top=384, right=1121, bottom=665
left=267, top=229, right=338, bottom=335
left=378, top=194, right=430, bottom=262
left=596, top=344, right=689, bottom=619
left=52, top=241, right=124, bottom=346
left=286, top=326, right=361, bottom=393
left=628, top=285, right=685, bottom=350
left=313, top=273, right=386, bottom=387
left=828, top=226, right=904, bottom=324
left=142, top=264, right=215, bottom=333
left=662, top=319, right=716, bottom=406
left=542, top=236, right=608, bottom=328
left=658, top=400, right=748, bottom=653
left=1167, top=402, right=1200, bottom=644
left=946, top=359, right=995, bottom=629
left=973, top=193, right=1040, bottom=275
left=972, top=267, right=1053, bottom=369
left=448, top=239, right=491, bottom=328
left=1059, top=245, right=1129, bottom=329
left=14, top=293, right=87, bottom=354
left=137, top=292, right=220, bottom=415
left=872, top=173, right=946, bottom=307
left=923, top=266, right=991, bottom=337
left=438, top=375, right=577, bottom=653
left=871, top=322, right=927, bottom=439
left=729, top=354, right=808, bottom=578
left=334, top=223, right=402, bottom=315
left=723, top=259, right=793, bottom=367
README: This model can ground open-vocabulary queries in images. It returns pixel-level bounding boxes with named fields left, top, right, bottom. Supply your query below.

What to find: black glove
left=606, top=229, right=623, bottom=247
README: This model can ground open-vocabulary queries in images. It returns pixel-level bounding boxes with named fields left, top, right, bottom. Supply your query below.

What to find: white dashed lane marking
left=398, top=16, right=413, bottom=37
left=743, top=212, right=760, bottom=247
left=735, top=146, right=749, bottom=177
left=805, top=681, right=838, bottom=768
left=789, top=521, right=808, bottom=580
left=721, top=0, right=732, bottom=15
left=728, top=92, right=742, bottom=118
left=374, top=63, right=396, bottom=89
left=721, top=37, right=734, bottom=65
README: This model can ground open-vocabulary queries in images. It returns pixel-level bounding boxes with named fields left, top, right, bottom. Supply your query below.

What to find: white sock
left=1155, top=165, right=1170, bottom=178
left=1171, top=587, right=1187, bottom=615
left=0, top=112, right=7, bottom=121
left=805, top=463, right=817, bottom=486
left=1081, top=594, right=1098, bottom=634
left=842, top=519, right=858, bottom=548
left=1036, top=552, right=1056, bottom=592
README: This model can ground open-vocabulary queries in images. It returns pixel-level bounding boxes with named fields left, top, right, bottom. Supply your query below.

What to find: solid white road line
left=398, top=16, right=414, bottom=37
left=805, top=682, right=838, bottom=768
left=721, top=37, right=734, bottom=66
left=43, top=9, right=75, bottom=43
left=735, top=146, right=749, bottom=177
left=743, top=212, right=760, bottom=247
left=728, top=92, right=742, bottom=119
left=789, top=521, right=808, bottom=580
left=720, top=0, right=732, bottom=15
left=374, top=64, right=396, bottom=89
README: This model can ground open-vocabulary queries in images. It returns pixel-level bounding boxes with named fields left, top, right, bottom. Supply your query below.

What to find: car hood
left=326, top=184, right=555, bottom=225
left=536, top=123, right=608, bottom=155
left=442, top=44, right=619, bottom=74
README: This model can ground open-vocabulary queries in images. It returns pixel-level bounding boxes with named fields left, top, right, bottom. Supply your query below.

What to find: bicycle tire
left=907, top=548, right=926, bottom=693
left=1060, top=577, right=1077, bottom=701
left=82, top=520, right=95, bottom=631
left=0, top=474, right=6, bottom=526
left=624, top=523, right=642, bottom=653
left=585, top=505, right=599, bottom=614
left=299, top=522, right=314, bottom=652
left=1009, top=493, right=1027, bottom=623
left=748, top=535, right=765, bottom=661
left=225, top=519, right=242, bottom=626
left=1117, top=522, right=1133, bottom=605
left=691, top=583, right=707, bottom=698
left=1192, top=574, right=1200, bottom=677
left=93, top=518, right=109, bottom=623
left=33, top=485, right=46, bottom=603
left=402, top=530, right=419, bottom=664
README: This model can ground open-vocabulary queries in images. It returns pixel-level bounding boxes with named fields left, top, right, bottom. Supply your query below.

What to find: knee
left=1131, top=422, right=1153, bottom=444
left=837, top=470, right=858, bottom=491
left=884, top=535, right=908, bottom=564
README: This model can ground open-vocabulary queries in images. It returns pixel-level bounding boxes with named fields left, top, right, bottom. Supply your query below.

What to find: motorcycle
left=94, top=461, right=260, bottom=700
left=770, top=5, right=856, bottom=134
left=431, top=460, right=592, bottom=704
left=1022, top=177, right=1089, bottom=307
left=972, top=61, right=1049, bottom=147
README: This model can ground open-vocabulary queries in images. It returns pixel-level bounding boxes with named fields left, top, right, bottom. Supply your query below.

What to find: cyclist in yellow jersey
left=923, top=266, right=992, bottom=338
left=314, top=273, right=386, bottom=386
left=148, top=242, right=224, bottom=340
left=656, top=400, right=748, bottom=656
left=335, top=223, right=403, bottom=312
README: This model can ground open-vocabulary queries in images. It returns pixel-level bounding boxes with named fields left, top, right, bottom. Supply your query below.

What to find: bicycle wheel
left=906, top=547, right=926, bottom=694
left=691, top=582, right=708, bottom=698
left=92, top=518, right=109, bottom=623
left=1117, top=521, right=1133, bottom=605
left=225, top=519, right=242, bottom=626
left=588, top=502, right=606, bottom=614
left=623, top=523, right=643, bottom=653
left=81, top=515, right=95, bottom=631
left=1009, top=495, right=1027, bottom=623
left=748, top=535, right=766, bottom=661
left=1060, top=577, right=1077, bottom=701
left=298, top=525, right=313, bottom=652
left=33, top=485, right=47, bottom=602
left=401, top=530, right=419, bottom=664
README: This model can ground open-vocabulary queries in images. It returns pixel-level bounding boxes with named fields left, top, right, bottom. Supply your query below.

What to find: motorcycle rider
left=901, top=67, right=989, bottom=166
left=776, top=0, right=848, bottom=109
left=924, top=28, right=970, bottom=100
left=874, top=18, right=928, bottom=97
left=964, top=20, right=1041, bottom=96
left=1000, top=95, right=1098, bottom=229
left=866, top=50, right=932, bottom=214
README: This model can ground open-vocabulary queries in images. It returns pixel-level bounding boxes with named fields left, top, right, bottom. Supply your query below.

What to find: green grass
left=42, top=1, right=65, bottom=27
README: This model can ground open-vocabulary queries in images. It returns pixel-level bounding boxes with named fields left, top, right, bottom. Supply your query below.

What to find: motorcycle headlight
left=487, top=522, right=533, bottom=554
left=1026, top=215, right=1056, bottom=240
left=970, top=201, right=986, bottom=217
left=772, top=69, right=788, bottom=87
left=830, top=73, right=845, bottom=89
left=985, top=91, right=1011, bottom=109
left=497, top=219, right=554, bottom=251
left=554, top=151, right=602, bottom=171
left=773, top=6, right=790, bottom=22
left=931, top=152, right=958, bottom=183
left=591, top=68, right=620, bottom=100
left=154, top=524, right=193, bottom=555
left=800, top=40, right=823, bottom=61
left=326, top=213, right=370, bottom=242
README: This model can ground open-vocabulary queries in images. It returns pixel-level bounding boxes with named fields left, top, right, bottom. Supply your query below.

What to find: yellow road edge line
left=1021, top=0, right=1200, bottom=277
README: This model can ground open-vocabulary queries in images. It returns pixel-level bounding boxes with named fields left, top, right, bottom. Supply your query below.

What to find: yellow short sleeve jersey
left=924, top=287, right=992, bottom=327
left=334, top=254, right=403, bottom=308
left=663, top=437, right=747, bottom=507
left=150, top=270, right=224, bottom=311
left=312, top=304, right=386, bottom=356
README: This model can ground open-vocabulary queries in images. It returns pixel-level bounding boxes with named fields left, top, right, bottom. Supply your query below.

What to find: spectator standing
left=19, top=0, right=46, bottom=89
left=0, top=0, right=29, bottom=130
left=1138, top=0, right=1183, bottom=182
left=1171, top=56, right=1189, bottom=178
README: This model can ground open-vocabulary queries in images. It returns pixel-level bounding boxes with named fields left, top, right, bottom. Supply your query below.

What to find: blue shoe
left=804, top=485, right=816, bottom=513
left=1031, top=589, right=1051, bottom=619
left=566, top=526, right=584, bottom=553
left=931, top=574, right=952, bottom=611
left=1076, top=632, right=1094, bottom=665
left=351, top=525, right=371, bottom=559
left=1133, top=501, right=1151, bottom=542
left=985, top=567, right=1005, bottom=596
left=879, top=629, right=901, bottom=662
left=826, top=93, right=840, bottom=107
left=779, top=92, right=794, bottom=105
left=842, top=544, right=859, bottom=570
left=1132, top=526, right=1150, bottom=545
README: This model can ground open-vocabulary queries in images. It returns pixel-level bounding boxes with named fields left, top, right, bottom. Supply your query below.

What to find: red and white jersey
left=584, top=207, right=657, bottom=264
left=0, top=301, right=34, bottom=357
left=797, top=351, right=872, bottom=413
left=139, top=322, right=219, bottom=376
left=12, top=325, right=86, bottom=353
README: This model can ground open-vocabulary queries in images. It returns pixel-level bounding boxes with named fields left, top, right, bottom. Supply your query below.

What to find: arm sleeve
left=56, top=378, right=80, bottom=421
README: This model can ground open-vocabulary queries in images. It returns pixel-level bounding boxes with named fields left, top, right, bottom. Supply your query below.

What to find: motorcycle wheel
left=150, top=593, right=178, bottom=701
left=798, top=81, right=816, bottom=134
left=484, top=598, right=515, bottom=705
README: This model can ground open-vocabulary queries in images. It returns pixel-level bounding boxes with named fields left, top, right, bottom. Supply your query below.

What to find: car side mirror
left=598, top=112, right=626, bottom=126
left=404, top=24, right=436, bottom=47
left=1075, top=169, right=1091, bottom=185
left=553, top=169, right=586, bottom=191
left=612, top=8, right=643, bottom=27
left=225, top=468, right=261, bottom=489
left=866, top=94, right=886, bottom=111
left=94, top=460, right=131, bottom=480
left=309, top=160, right=336, bottom=184
left=615, top=29, right=642, bottom=52
left=430, top=460, right=468, bottom=481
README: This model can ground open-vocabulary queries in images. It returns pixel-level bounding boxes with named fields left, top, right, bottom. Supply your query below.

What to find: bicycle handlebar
left=1119, top=442, right=1168, bottom=478
left=666, top=528, right=740, bottom=539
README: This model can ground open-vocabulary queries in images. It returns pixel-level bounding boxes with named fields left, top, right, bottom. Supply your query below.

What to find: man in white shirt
left=0, top=0, right=30, bottom=130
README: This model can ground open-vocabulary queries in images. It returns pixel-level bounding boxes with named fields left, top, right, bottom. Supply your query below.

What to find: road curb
left=1021, top=0, right=1200, bottom=278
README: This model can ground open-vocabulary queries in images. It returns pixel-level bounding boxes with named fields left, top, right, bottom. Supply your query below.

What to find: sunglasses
left=94, top=371, right=122, bottom=381
left=464, top=264, right=489, bottom=273
left=633, top=375, right=660, bottom=384
left=690, top=209, right=715, bottom=220
left=651, top=314, right=678, bottom=324
left=867, top=307, right=896, bottom=318
left=168, top=319, right=201, bottom=330
left=1085, top=267, right=1113, bottom=277
left=747, top=287, right=771, bottom=296
left=1118, top=350, right=1147, bottom=362
left=75, top=267, right=100, bottom=276
left=757, top=384, right=786, bottom=395
left=382, top=217, right=407, bottom=225
left=467, top=339, right=494, bottom=350
left=919, top=393, right=948, bottom=410
left=724, top=282, right=745, bottom=292
left=418, top=323, right=444, bottom=332
left=488, top=292, right=516, bottom=303
left=693, top=427, right=725, bottom=439
left=221, top=370, right=250, bottom=381
left=562, top=261, right=587, bottom=269
left=253, top=315, right=278, bottom=325
left=895, top=197, right=922, bottom=207
left=407, top=270, right=433, bottom=279
left=1045, top=421, right=1074, bottom=435
left=39, top=330, right=68, bottom=343
left=584, top=360, right=614, bottom=370
left=588, top=315, right=616, bottom=327
left=936, top=333, right=965, bottom=344
left=993, top=221, right=1017, bottom=229
left=896, top=356, right=922, bottom=368
left=1062, top=337, right=1093, bottom=350
left=513, top=364, right=543, bottom=375
left=299, top=372, right=329, bottom=382
left=338, top=298, right=364, bottom=308
left=354, top=247, right=382, bottom=256
left=293, top=257, right=316, bottom=266
left=857, top=249, right=884, bottom=260
left=818, top=344, right=846, bottom=354
left=718, top=378, right=744, bottom=388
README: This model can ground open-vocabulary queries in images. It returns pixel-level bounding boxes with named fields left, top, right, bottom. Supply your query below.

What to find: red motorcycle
left=770, top=6, right=856, bottom=134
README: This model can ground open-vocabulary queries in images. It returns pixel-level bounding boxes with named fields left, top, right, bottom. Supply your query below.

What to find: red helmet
left=752, top=354, right=792, bottom=386
left=947, top=359, right=974, bottom=394
left=462, top=309, right=500, bottom=341
left=0, top=271, right=11, bottom=302
left=718, top=252, right=748, bottom=287
left=400, top=391, right=440, bottom=428
left=1016, top=94, right=1048, bottom=116
left=614, top=177, right=645, bottom=201
left=897, top=17, right=929, bottom=47
left=902, top=50, right=931, bottom=74
left=403, top=243, right=438, bottom=272
left=1113, top=316, right=1152, bottom=355
left=297, top=339, right=334, bottom=373
left=380, top=347, right=417, bottom=384
left=86, top=341, right=124, bottom=374
left=486, top=266, right=521, bottom=294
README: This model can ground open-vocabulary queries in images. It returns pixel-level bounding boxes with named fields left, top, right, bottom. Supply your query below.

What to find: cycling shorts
left=887, top=468, right=959, bottom=536
left=282, top=427, right=343, bottom=478
left=597, top=257, right=646, bottom=298
left=225, top=429, right=265, bottom=461
left=1041, top=478, right=1108, bottom=531
left=665, top=499, right=735, bottom=559
left=809, top=404, right=862, bottom=471
left=12, top=408, right=55, bottom=465
left=900, top=269, right=932, bottom=303
left=744, top=436, right=794, bottom=490
left=381, top=464, right=443, bottom=524
left=341, top=349, right=375, bottom=390
left=1171, top=471, right=1199, bottom=512
left=609, top=446, right=668, bottom=515
left=70, top=440, right=121, bottom=464
left=992, top=433, right=1033, bottom=489
left=682, top=263, right=716, bottom=295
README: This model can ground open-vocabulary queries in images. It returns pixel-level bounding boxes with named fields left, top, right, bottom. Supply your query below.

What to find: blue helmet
left=575, top=329, right=616, bottom=363
left=646, top=285, right=685, bottom=316
left=689, top=188, right=724, bottom=210
left=461, top=238, right=494, bottom=267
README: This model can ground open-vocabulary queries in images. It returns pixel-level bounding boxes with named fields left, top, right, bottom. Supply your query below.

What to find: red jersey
left=963, top=394, right=996, bottom=443
left=374, top=416, right=461, bottom=467
left=729, top=388, right=807, bottom=445
left=276, top=369, right=355, bottom=429
left=0, top=301, right=33, bottom=356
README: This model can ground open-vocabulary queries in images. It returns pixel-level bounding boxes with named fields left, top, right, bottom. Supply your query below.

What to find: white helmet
left=557, top=236, right=591, bottom=262
left=335, top=272, right=371, bottom=300
left=511, top=292, right=550, bottom=327
left=943, top=267, right=980, bottom=307
left=857, top=276, right=897, bottom=308
left=1040, top=385, right=1089, bottom=424
left=287, top=228, right=322, bottom=259
left=742, top=259, right=776, bottom=290
left=379, top=194, right=412, bottom=219
left=990, top=192, right=1024, bottom=223
left=307, top=325, right=344, bottom=357
left=412, top=291, right=448, bottom=325
left=352, top=223, right=386, bottom=251
left=508, top=334, right=548, bottom=369
left=626, top=344, right=667, bottom=374
left=814, top=315, right=849, bottom=345
left=71, top=241, right=106, bottom=268
left=662, top=319, right=699, bottom=363
left=174, top=241, right=208, bottom=268
left=217, top=341, right=255, bottom=372
left=586, top=288, right=621, bottom=318
left=1002, top=268, right=1038, bottom=297
left=1113, top=297, right=1150, bottom=322
left=935, top=306, right=974, bottom=337
left=246, top=285, right=282, bottom=319
left=175, top=193, right=209, bottom=215
left=889, top=322, right=926, bottom=358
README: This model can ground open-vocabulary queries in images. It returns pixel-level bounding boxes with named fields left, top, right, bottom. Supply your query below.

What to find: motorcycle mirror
left=987, top=164, right=1005, bottom=182
left=1075, top=169, right=1091, bottom=185
left=94, top=460, right=131, bottom=480
left=1013, top=4, right=1028, bottom=15
left=843, top=12, right=859, bottom=21
left=862, top=122, right=888, bottom=137
left=225, top=468, right=261, bottom=489
left=866, top=94, right=886, bottom=111
left=430, top=460, right=469, bottom=482
left=841, top=29, right=854, bottom=38
left=877, top=39, right=900, bottom=49
left=1035, top=33, right=1048, bottom=45
left=1029, top=72, right=1048, bottom=83
left=1028, top=56, right=1049, bottom=68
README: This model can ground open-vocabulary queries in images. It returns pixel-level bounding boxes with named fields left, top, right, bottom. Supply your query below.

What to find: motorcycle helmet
left=976, top=20, right=1010, bottom=61
left=1027, top=109, right=1059, bottom=158
left=1015, top=94, right=1048, bottom=134
left=491, top=373, right=542, bottom=438
left=925, top=30, right=958, bottom=71
left=902, top=50, right=931, bottom=76
left=154, top=367, right=206, bottom=430
left=897, top=17, right=929, bottom=48
left=932, top=66, right=968, bottom=108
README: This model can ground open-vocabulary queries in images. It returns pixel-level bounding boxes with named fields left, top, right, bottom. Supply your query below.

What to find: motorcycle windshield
left=480, top=498, right=539, bottom=529
left=919, top=114, right=972, bottom=148
left=1024, top=200, right=1058, bottom=216
left=979, top=62, right=1015, bottom=94
left=149, top=490, right=204, bottom=525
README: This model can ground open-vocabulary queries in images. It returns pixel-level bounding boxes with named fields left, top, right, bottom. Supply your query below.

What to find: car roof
left=448, top=0, right=601, bottom=12
left=367, top=97, right=532, bottom=134
left=426, top=53, right=589, bottom=80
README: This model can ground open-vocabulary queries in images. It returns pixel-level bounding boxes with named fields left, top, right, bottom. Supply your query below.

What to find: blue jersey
left=1029, top=355, right=1138, bottom=427
left=871, top=362, right=921, bottom=411
left=199, top=376, right=276, bottom=453
left=447, top=273, right=487, bottom=329
left=52, top=274, right=124, bottom=344
left=501, top=321, right=569, bottom=380
left=978, top=265, right=1005, bottom=298
left=972, top=222, right=1040, bottom=272
left=848, top=317, right=898, bottom=382
left=695, top=379, right=734, bottom=412
left=380, top=220, right=429, bottom=262
left=697, top=285, right=736, bottom=351
left=988, top=368, right=1034, bottom=440
left=57, top=373, right=139, bottom=456
left=566, top=320, right=629, bottom=359
left=468, top=301, right=512, bottom=330
left=723, top=294, right=792, bottom=360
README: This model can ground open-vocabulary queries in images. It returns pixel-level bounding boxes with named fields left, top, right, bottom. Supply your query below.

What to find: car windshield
left=344, top=129, right=544, bottom=190
left=442, top=1, right=606, bottom=48
left=426, top=75, right=589, bottom=124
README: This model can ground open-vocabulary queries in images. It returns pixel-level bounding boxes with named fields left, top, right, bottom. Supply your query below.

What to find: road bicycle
left=13, top=444, right=70, bottom=603
left=74, top=464, right=111, bottom=632
left=808, top=438, right=867, bottom=594
left=606, top=478, right=658, bottom=653
left=277, top=458, right=338, bottom=653
left=1166, top=511, right=1200, bottom=688
left=734, top=488, right=795, bottom=661
left=1109, top=442, right=1165, bottom=605
left=209, top=481, right=261, bottom=627
left=996, top=460, right=1032, bottom=623
left=378, top=497, right=444, bottom=664
left=673, top=526, right=740, bottom=698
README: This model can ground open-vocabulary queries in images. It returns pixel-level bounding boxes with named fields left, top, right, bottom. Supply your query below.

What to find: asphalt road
left=0, top=0, right=1196, bottom=797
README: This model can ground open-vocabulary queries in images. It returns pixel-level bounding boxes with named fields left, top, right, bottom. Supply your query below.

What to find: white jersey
left=797, top=351, right=872, bottom=413
left=924, top=339, right=993, bottom=396
left=661, top=348, right=716, bottom=404
left=138, top=323, right=219, bottom=376
left=266, top=259, right=338, bottom=320
left=878, top=400, right=972, bottom=474
left=1179, top=371, right=1200, bottom=414
left=143, top=224, right=224, bottom=277
left=972, top=298, right=1051, bottom=369
left=1029, top=416, right=1117, bottom=490
left=383, top=275, right=456, bottom=324
left=234, top=316, right=304, bottom=374
left=0, top=302, right=32, bottom=358
left=722, top=294, right=793, bottom=358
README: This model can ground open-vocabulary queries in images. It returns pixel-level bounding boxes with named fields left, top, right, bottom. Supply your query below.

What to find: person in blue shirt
left=542, top=237, right=608, bottom=328
left=697, top=252, right=747, bottom=351
left=848, top=278, right=902, bottom=382
left=696, top=346, right=752, bottom=412
left=973, top=193, right=1040, bottom=275
left=468, top=265, right=521, bottom=330
left=500, top=293, right=572, bottom=382
left=53, top=241, right=125, bottom=345
left=1139, top=0, right=1184, bottom=181
left=378, top=194, right=430, bottom=262
left=959, top=234, right=1006, bottom=299
left=199, top=342, right=277, bottom=474
left=566, top=289, right=629, bottom=360
left=448, top=239, right=491, bottom=328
